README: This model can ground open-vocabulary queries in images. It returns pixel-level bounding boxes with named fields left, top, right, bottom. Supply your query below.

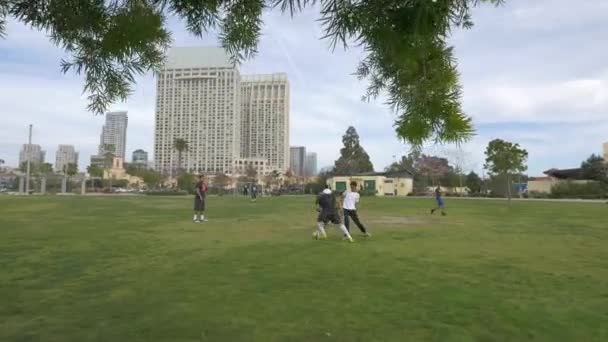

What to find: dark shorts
left=436, top=197, right=444, bottom=207
left=317, top=211, right=341, bottom=225
left=194, top=196, right=206, bottom=211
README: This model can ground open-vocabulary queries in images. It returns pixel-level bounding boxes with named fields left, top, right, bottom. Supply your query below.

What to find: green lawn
left=1, top=196, right=607, bottom=341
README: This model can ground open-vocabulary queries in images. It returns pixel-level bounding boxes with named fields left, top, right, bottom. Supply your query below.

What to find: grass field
left=1, top=195, right=607, bottom=341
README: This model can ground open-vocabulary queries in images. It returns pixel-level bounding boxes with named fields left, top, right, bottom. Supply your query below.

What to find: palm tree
left=173, top=138, right=189, bottom=176
left=87, top=165, right=103, bottom=191
left=64, top=163, right=78, bottom=192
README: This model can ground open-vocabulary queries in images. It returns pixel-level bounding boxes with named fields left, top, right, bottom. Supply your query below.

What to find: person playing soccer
left=431, top=186, right=446, bottom=216
left=313, top=185, right=354, bottom=242
left=251, top=184, right=258, bottom=202
left=193, top=175, right=208, bottom=223
left=343, top=181, right=371, bottom=237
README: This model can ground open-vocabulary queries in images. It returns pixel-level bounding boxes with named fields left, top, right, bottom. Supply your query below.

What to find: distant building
left=99, top=111, right=128, bottom=158
left=232, top=157, right=269, bottom=177
left=154, top=47, right=290, bottom=176
left=327, top=171, right=414, bottom=196
left=55, top=145, right=79, bottom=173
left=154, top=47, right=240, bottom=175
left=19, top=144, right=45, bottom=166
left=603, top=142, right=608, bottom=162
left=290, top=146, right=306, bottom=176
left=240, top=73, right=290, bottom=172
left=304, top=152, right=318, bottom=177
left=89, top=155, right=106, bottom=168
left=104, top=157, right=143, bottom=186
left=528, top=168, right=593, bottom=194
left=132, top=149, right=149, bottom=165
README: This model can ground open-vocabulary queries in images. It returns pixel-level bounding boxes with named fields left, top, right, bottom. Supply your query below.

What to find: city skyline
left=54, top=145, right=78, bottom=173
left=1, top=0, right=608, bottom=175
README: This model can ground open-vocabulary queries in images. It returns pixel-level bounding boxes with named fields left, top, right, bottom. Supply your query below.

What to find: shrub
left=549, top=181, right=606, bottom=199
left=528, top=191, right=549, bottom=199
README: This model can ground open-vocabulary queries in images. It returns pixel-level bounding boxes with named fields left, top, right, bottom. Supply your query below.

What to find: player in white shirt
left=342, top=181, right=371, bottom=237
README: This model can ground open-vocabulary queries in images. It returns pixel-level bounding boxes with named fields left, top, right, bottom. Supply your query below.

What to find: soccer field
left=1, top=195, right=607, bottom=341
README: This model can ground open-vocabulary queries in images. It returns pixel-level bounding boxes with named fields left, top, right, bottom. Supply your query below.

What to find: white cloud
left=464, top=72, right=608, bottom=124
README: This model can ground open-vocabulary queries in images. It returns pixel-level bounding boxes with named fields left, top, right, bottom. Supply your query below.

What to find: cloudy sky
left=1, top=0, right=607, bottom=175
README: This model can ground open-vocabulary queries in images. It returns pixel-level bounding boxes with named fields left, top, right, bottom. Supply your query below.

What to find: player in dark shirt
left=193, top=175, right=208, bottom=223
left=251, top=184, right=258, bottom=202
left=313, top=185, right=354, bottom=242
left=431, top=186, right=446, bottom=216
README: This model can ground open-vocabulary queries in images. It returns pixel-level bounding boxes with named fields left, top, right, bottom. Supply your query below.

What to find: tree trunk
left=506, top=174, right=512, bottom=204
left=178, top=151, right=183, bottom=176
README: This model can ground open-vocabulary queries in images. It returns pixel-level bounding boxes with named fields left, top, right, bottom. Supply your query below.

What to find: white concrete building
left=240, top=73, right=289, bottom=172
left=232, top=157, right=269, bottom=177
left=603, top=141, right=608, bottom=162
left=99, top=111, right=128, bottom=158
left=19, top=144, right=45, bottom=166
left=55, top=145, right=79, bottom=173
left=154, top=47, right=241, bottom=174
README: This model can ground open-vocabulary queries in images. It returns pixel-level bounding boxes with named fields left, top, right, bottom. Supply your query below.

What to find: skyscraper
left=154, top=47, right=241, bottom=174
left=290, top=146, right=306, bottom=177
left=305, top=152, right=318, bottom=177
left=132, top=149, right=149, bottom=165
left=240, top=73, right=289, bottom=172
left=603, top=142, right=608, bottom=162
left=19, top=144, right=45, bottom=166
left=99, top=111, right=128, bottom=158
left=55, top=145, right=79, bottom=172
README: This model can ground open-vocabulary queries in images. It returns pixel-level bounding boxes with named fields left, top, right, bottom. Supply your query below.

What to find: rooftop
left=544, top=168, right=584, bottom=179
left=165, top=47, right=234, bottom=69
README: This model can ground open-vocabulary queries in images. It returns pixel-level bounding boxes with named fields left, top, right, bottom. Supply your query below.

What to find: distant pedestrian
left=251, top=185, right=258, bottom=202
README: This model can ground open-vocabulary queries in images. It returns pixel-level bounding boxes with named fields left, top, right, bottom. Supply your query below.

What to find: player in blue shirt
left=430, top=186, right=447, bottom=216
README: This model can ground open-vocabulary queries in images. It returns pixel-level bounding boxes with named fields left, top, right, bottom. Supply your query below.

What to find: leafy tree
left=64, top=163, right=78, bottom=176
left=465, top=171, right=482, bottom=195
left=283, top=169, right=294, bottom=186
left=417, top=154, right=452, bottom=186
left=305, top=170, right=332, bottom=195
left=0, top=0, right=503, bottom=145
left=126, top=163, right=146, bottom=177
left=141, top=169, right=164, bottom=189
left=86, top=164, right=104, bottom=191
left=173, top=138, right=189, bottom=175
left=39, top=163, right=53, bottom=175
left=264, top=170, right=281, bottom=190
left=385, top=151, right=420, bottom=173
left=245, top=164, right=258, bottom=183
left=581, top=154, right=607, bottom=183
left=20, top=161, right=39, bottom=174
left=177, top=172, right=195, bottom=192
left=87, top=164, right=103, bottom=178
left=484, top=139, right=528, bottom=203
left=334, top=126, right=374, bottom=174
left=213, top=172, right=232, bottom=194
